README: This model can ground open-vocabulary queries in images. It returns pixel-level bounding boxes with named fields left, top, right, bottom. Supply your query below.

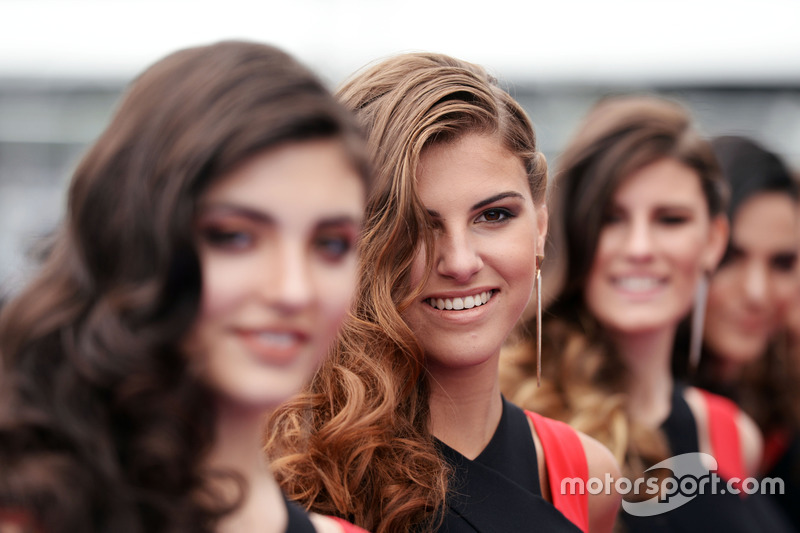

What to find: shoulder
left=310, top=514, right=370, bottom=533
left=576, top=431, right=622, bottom=533
left=684, top=386, right=763, bottom=477
left=526, top=410, right=621, bottom=533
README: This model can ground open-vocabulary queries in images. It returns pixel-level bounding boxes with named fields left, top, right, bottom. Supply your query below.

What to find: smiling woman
left=0, top=41, right=371, bottom=533
left=266, top=52, right=621, bottom=533
left=500, top=95, right=796, bottom=533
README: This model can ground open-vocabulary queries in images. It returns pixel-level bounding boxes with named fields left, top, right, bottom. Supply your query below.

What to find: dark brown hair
left=0, top=40, right=368, bottom=533
left=684, top=136, right=800, bottom=435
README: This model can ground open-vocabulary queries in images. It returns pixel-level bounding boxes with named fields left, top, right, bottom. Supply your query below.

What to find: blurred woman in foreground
left=0, top=41, right=370, bottom=533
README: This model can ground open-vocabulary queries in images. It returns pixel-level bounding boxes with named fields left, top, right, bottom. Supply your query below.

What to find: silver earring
left=536, top=254, right=544, bottom=387
left=689, top=271, right=710, bottom=372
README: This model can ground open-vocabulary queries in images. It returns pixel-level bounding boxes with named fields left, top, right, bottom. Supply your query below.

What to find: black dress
left=435, top=397, right=583, bottom=532
left=285, top=495, right=316, bottom=533
left=620, top=382, right=796, bottom=533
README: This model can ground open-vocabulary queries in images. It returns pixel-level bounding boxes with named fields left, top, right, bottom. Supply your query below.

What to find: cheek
left=706, top=271, right=734, bottom=316
left=314, top=259, right=359, bottom=333
left=772, top=272, right=799, bottom=313
left=198, top=256, right=249, bottom=321
left=408, top=244, right=427, bottom=290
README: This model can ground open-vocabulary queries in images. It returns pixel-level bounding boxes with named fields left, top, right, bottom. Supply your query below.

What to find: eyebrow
left=426, top=191, right=525, bottom=218
left=198, top=204, right=361, bottom=227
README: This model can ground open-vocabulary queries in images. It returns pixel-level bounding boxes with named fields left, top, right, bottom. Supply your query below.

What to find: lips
left=236, top=328, right=310, bottom=366
left=425, top=290, right=495, bottom=311
left=611, top=275, right=667, bottom=293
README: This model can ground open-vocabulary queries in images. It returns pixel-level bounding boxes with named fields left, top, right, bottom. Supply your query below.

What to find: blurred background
left=2, top=0, right=799, bottom=293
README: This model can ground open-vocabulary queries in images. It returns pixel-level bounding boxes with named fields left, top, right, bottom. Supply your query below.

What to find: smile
left=612, top=276, right=665, bottom=292
left=425, top=290, right=494, bottom=311
left=237, top=328, right=310, bottom=365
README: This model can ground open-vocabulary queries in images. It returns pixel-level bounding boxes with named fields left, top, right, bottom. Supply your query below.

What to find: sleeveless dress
left=285, top=496, right=370, bottom=533
left=435, top=396, right=589, bottom=532
left=620, top=382, right=796, bottom=533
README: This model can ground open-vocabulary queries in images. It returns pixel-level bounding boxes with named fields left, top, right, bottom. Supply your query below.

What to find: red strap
left=697, top=389, right=747, bottom=491
left=329, top=516, right=371, bottom=533
left=526, top=410, right=590, bottom=533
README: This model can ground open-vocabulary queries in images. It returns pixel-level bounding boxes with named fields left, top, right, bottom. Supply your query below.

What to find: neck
left=612, top=327, right=675, bottom=428
left=709, top=355, right=744, bottom=384
left=427, top=353, right=503, bottom=460
left=208, top=400, right=287, bottom=533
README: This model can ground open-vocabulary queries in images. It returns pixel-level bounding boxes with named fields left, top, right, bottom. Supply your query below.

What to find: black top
left=434, top=397, right=582, bottom=532
left=621, top=382, right=797, bottom=533
left=285, top=495, right=316, bottom=533
left=765, top=431, right=800, bottom=532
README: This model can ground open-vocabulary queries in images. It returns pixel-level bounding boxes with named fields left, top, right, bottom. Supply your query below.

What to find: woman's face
left=401, top=133, right=547, bottom=372
left=704, top=192, right=799, bottom=365
left=184, top=139, right=364, bottom=410
left=585, top=158, right=726, bottom=335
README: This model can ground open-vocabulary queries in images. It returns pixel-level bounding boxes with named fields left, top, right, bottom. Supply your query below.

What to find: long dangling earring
left=689, top=271, right=710, bottom=373
left=536, top=254, right=544, bottom=387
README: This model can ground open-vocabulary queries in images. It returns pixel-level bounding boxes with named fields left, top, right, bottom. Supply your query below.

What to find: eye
left=475, top=208, right=514, bottom=224
left=199, top=226, right=254, bottom=250
left=658, top=214, right=690, bottom=225
left=719, top=246, right=744, bottom=267
left=314, top=234, right=354, bottom=262
left=771, top=253, right=797, bottom=273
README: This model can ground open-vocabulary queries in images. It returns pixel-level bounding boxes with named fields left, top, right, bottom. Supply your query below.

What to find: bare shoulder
left=735, top=408, right=764, bottom=477
left=576, top=431, right=622, bottom=533
left=309, top=513, right=368, bottom=533
left=309, top=513, right=346, bottom=533
left=683, top=386, right=763, bottom=477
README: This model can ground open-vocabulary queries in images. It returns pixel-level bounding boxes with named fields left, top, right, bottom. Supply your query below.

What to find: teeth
left=258, top=332, right=295, bottom=347
left=616, top=277, right=661, bottom=292
left=426, top=291, right=493, bottom=311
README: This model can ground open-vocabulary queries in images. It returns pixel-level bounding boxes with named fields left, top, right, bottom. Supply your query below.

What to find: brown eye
left=476, top=208, right=514, bottom=224
left=771, top=253, right=797, bottom=272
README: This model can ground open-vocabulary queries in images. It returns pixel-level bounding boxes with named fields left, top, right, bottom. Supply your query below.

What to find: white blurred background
left=2, top=0, right=800, bottom=292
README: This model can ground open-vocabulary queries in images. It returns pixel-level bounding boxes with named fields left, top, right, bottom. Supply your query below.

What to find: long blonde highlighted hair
left=266, top=52, right=547, bottom=532
left=501, top=95, right=728, bottom=478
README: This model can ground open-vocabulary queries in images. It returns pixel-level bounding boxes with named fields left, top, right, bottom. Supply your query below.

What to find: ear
left=703, top=214, right=729, bottom=272
left=536, top=203, right=549, bottom=256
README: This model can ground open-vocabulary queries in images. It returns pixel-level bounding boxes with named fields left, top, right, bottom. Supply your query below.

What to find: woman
left=0, top=41, right=370, bottom=533
left=501, top=96, right=794, bottom=532
left=267, top=52, right=621, bottom=533
left=680, top=136, right=800, bottom=531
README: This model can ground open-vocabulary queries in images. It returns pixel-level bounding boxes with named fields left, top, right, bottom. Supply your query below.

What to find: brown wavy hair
left=501, top=95, right=728, bottom=478
left=0, top=41, right=369, bottom=533
left=266, top=52, right=547, bottom=533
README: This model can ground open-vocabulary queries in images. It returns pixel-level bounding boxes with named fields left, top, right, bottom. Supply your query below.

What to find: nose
left=435, top=228, right=483, bottom=282
left=264, top=242, right=314, bottom=313
left=742, top=261, right=770, bottom=308
left=622, top=218, right=655, bottom=261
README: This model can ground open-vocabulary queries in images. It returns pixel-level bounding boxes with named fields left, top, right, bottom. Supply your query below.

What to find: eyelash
left=772, top=254, right=797, bottom=272
left=601, top=214, right=690, bottom=225
left=658, top=215, right=690, bottom=225
left=314, top=235, right=354, bottom=262
left=475, top=207, right=515, bottom=224
left=200, top=226, right=253, bottom=250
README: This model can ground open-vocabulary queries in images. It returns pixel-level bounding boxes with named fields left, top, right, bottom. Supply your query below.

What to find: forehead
left=612, top=158, right=705, bottom=207
left=416, top=133, right=530, bottom=205
left=732, top=193, right=799, bottom=250
left=201, top=140, right=365, bottom=222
